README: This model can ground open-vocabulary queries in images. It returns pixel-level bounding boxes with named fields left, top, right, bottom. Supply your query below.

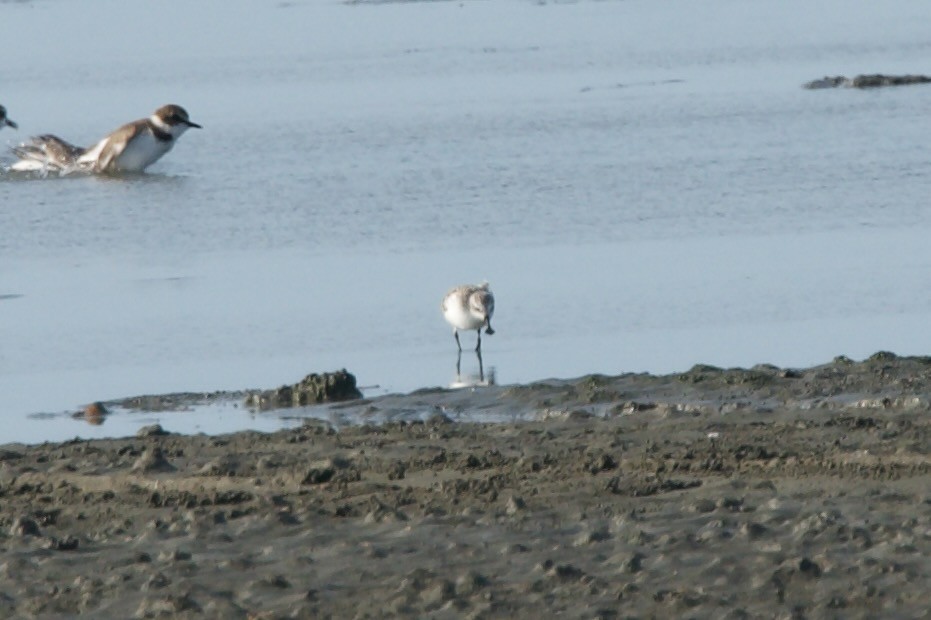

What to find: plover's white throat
left=0, top=105, right=17, bottom=130
left=11, top=104, right=201, bottom=174
left=441, top=282, right=496, bottom=352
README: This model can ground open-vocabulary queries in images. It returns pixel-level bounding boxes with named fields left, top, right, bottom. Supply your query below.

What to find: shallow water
left=3, top=0, right=931, bottom=443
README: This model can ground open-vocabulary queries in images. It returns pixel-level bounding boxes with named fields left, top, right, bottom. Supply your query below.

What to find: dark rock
left=803, top=75, right=850, bottom=89
left=135, top=593, right=199, bottom=615
left=798, top=557, right=822, bottom=578
left=45, top=535, right=79, bottom=551
left=804, top=74, right=931, bottom=89
left=419, top=580, right=455, bottom=607
left=740, top=522, right=768, bottom=540
left=244, top=369, right=363, bottom=410
left=386, top=460, right=406, bottom=480
left=548, top=563, right=585, bottom=581
left=455, top=570, right=489, bottom=596
left=606, top=476, right=702, bottom=497
left=136, top=424, right=169, bottom=438
left=625, top=552, right=646, bottom=574
left=10, top=516, right=40, bottom=537
left=586, top=452, right=617, bottom=474
left=132, top=447, right=175, bottom=473
left=158, top=549, right=192, bottom=562
left=261, top=575, right=291, bottom=589
left=0, top=449, right=23, bottom=462
left=142, top=572, right=172, bottom=591
left=851, top=74, right=931, bottom=88
left=505, top=495, right=526, bottom=514
left=198, top=456, right=239, bottom=477
left=302, top=467, right=335, bottom=485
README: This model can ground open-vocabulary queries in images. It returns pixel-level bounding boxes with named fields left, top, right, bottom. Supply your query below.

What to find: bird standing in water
left=441, top=282, right=495, bottom=352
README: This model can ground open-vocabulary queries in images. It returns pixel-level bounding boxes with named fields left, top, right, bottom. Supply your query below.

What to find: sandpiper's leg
left=454, top=330, right=462, bottom=352
left=456, top=350, right=462, bottom=377
left=476, top=349, right=484, bottom=382
left=485, top=318, right=495, bottom=336
left=475, top=328, right=482, bottom=352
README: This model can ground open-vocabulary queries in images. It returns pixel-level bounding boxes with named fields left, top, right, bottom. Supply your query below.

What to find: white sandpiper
left=11, top=104, right=201, bottom=174
left=0, top=105, right=17, bottom=130
left=441, top=282, right=496, bottom=352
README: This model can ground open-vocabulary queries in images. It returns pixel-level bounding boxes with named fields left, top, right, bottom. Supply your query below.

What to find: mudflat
left=1, top=352, right=929, bottom=618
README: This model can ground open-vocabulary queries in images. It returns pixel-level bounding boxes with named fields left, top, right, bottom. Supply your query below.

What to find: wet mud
left=1, top=352, right=929, bottom=618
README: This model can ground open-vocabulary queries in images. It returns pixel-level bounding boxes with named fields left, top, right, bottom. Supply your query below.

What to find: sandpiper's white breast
left=443, top=285, right=492, bottom=331
left=443, top=296, right=484, bottom=331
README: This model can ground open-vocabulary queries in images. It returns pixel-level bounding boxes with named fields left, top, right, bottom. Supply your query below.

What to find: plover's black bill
left=186, top=120, right=202, bottom=129
left=4, top=119, right=17, bottom=129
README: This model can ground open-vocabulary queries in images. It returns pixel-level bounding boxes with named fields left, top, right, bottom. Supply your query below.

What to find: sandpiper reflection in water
left=450, top=350, right=496, bottom=389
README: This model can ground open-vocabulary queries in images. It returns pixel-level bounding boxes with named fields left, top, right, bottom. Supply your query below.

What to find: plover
left=441, top=282, right=495, bottom=352
left=11, top=104, right=201, bottom=174
left=0, top=105, right=17, bottom=130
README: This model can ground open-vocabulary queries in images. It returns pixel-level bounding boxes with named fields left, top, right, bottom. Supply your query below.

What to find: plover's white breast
left=11, top=104, right=198, bottom=176
left=115, top=131, right=173, bottom=172
left=81, top=127, right=173, bottom=173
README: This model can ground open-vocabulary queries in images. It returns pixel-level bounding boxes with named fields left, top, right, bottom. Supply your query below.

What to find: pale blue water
left=3, top=0, right=931, bottom=443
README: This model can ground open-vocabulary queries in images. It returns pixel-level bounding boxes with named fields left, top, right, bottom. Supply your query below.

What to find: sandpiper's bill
left=11, top=104, right=201, bottom=174
left=441, top=282, right=495, bottom=352
left=0, top=105, right=17, bottom=130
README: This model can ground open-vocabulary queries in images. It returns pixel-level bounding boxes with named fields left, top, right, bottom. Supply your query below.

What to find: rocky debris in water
left=118, top=391, right=236, bottom=412
left=804, top=74, right=931, bottom=89
left=72, top=402, right=108, bottom=425
left=244, top=369, right=362, bottom=410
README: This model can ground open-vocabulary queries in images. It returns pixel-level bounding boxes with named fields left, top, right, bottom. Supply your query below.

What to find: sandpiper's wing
left=11, top=134, right=86, bottom=172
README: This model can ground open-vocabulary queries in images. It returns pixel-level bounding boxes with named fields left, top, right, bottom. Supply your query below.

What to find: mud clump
left=244, top=368, right=362, bottom=410
left=71, top=402, right=108, bottom=425
left=804, top=73, right=931, bottom=89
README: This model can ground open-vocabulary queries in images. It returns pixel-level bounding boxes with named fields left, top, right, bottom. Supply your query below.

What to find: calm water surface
left=3, top=0, right=931, bottom=443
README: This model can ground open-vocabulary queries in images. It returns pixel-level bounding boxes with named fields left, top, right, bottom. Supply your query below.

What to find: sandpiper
left=0, top=105, right=17, bottom=130
left=441, top=282, right=496, bottom=352
left=11, top=104, right=201, bottom=174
